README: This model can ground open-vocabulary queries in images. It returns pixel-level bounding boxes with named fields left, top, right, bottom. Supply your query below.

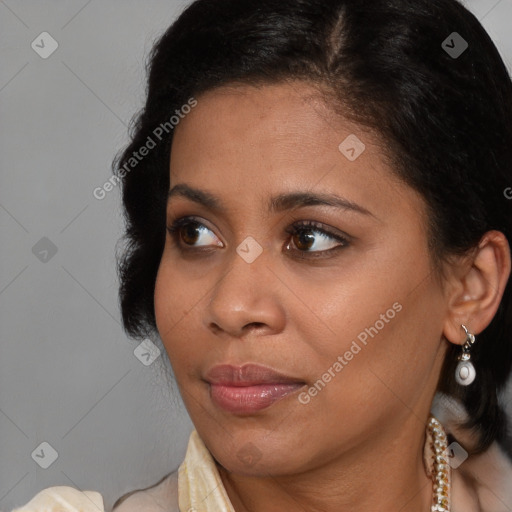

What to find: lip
left=204, top=364, right=306, bottom=414
left=205, top=363, right=305, bottom=386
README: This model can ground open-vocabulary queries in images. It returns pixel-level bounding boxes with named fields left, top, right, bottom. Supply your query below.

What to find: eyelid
left=285, top=219, right=351, bottom=243
left=167, top=216, right=224, bottom=246
left=167, top=215, right=351, bottom=255
left=284, top=221, right=349, bottom=257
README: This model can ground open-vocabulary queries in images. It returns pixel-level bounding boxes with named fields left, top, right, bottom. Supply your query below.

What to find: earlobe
left=442, top=230, right=511, bottom=346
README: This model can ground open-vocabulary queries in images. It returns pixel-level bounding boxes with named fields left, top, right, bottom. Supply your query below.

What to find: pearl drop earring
left=455, top=324, right=476, bottom=386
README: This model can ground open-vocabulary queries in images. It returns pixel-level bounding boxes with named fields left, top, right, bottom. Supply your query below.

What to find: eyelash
left=166, top=216, right=350, bottom=259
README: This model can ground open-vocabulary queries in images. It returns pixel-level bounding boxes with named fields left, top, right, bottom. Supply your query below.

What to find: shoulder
left=112, top=470, right=179, bottom=512
left=10, top=472, right=180, bottom=512
left=11, top=486, right=104, bottom=512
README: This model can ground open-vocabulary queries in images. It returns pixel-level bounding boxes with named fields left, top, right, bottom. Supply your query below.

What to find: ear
left=443, top=230, right=511, bottom=345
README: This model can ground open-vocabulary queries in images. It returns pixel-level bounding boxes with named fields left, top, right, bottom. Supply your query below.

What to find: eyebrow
left=167, top=183, right=374, bottom=217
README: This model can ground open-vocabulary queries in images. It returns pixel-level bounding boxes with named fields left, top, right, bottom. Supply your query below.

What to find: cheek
left=154, top=261, right=192, bottom=362
left=303, top=243, right=443, bottom=406
left=154, top=263, right=178, bottom=336
left=154, top=251, right=205, bottom=330
left=154, top=258, right=221, bottom=383
left=305, top=247, right=423, bottom=359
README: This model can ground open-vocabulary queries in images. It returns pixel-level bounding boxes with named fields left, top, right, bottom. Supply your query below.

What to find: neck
left=217, top=414, right=434, bottom=512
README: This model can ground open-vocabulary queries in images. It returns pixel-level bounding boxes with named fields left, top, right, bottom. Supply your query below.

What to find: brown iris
left=292, top=230, right=315, bottom=251
left=180, top=222, right=201, bottom=246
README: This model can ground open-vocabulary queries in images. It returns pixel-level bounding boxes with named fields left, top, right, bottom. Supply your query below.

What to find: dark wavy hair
left=112, top=0, right=512, bottom=454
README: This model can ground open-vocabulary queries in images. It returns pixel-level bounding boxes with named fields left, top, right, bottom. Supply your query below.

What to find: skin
left=153, top=81, right=511, bottom=512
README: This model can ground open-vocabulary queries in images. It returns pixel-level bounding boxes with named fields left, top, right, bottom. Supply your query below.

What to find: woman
left=13, top=0, right=512, bottom=511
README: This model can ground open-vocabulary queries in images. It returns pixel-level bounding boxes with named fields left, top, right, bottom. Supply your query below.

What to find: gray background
left=1, top=1, right=511, bottom=511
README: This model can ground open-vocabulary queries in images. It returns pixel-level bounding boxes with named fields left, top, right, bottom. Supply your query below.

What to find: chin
left=204, top=428, right=308, bottom=476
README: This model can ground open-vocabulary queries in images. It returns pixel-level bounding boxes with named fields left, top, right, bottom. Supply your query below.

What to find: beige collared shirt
left=11, top=424, right=512, bottom=512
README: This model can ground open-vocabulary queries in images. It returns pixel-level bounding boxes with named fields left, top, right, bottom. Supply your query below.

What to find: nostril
left=245, top=322, right=266, bottom=330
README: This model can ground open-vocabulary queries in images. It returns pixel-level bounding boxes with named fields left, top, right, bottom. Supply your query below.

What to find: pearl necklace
left=425, top=415, right=451, bottom=512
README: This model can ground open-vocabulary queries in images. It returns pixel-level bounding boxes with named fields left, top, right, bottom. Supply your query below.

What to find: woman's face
left=154, top=82, right=449, bottom=476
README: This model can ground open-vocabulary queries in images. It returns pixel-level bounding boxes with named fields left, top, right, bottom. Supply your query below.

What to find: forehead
left=168, top=81, right=423, bottom=224
left=171, top=82, right=347, bottom=166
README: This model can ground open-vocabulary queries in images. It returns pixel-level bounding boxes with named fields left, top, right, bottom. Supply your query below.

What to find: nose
left=203, top=250, right=286, bottom=339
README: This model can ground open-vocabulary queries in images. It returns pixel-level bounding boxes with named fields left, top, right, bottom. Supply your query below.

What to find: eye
left=167, top=217, right=350, bottom=257
left=284, top=221, right=349, bottom=257
left=167, top=217, right=223, bottom=249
